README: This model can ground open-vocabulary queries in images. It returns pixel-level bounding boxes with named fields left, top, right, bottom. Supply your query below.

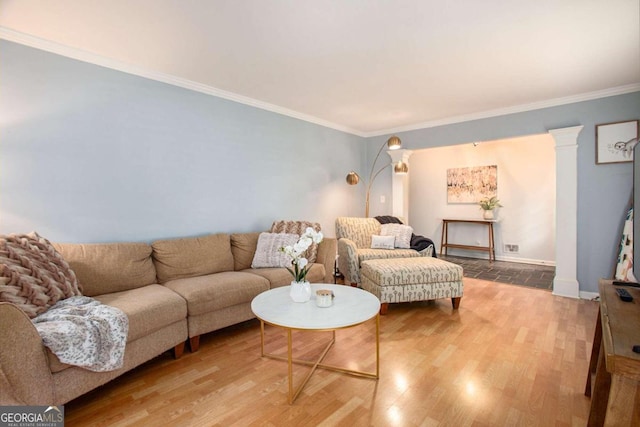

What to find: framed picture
left=596, top=120, right=639, bottom=164
left=447, top=165, right=497, bottom=203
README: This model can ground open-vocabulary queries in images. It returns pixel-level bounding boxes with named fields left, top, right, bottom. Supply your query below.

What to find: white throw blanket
left=32, top=296, right=129, bottom=372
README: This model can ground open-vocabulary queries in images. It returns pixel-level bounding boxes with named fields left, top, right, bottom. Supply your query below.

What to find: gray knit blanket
left=32, top=296, right=128, bottom=372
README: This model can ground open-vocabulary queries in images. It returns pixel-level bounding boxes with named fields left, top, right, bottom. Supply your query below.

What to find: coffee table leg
left=376, top=313, right=380, bottom=378
left=288, top=329, right=293, bottom=404
left=288, top=330, right=336, bottom=404
left=260, top=320, right=265, bottom=357
left=261, top=320, right=378, bottom=404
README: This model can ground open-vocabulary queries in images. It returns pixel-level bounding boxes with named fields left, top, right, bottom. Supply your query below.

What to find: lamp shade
left=387, top=136, right=402, bottom=150
left=394, top=161, right=409, bottom=174
left=346, top=171, right=360, bottom=185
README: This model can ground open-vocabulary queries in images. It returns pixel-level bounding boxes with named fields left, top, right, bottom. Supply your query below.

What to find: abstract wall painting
left=447, top=165, right=497, bottom=204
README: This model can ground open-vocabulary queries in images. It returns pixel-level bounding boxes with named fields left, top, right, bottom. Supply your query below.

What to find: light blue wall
left=0, top=41, right=365, bottom=241
left=365, top=92, right=640, bottom=292
left=3, top=39, right=639, bottom=293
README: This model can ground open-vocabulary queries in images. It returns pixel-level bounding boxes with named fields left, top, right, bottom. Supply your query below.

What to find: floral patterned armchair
left=335, top=217, right=427, bottom=286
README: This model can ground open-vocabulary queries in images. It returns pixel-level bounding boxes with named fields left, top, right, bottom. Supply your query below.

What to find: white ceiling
left=1, top=0, right=639, bottom=136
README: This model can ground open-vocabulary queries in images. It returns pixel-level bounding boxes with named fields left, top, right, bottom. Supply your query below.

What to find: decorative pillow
left=270, top=220, right=321, bottom=263
left=0, top=232, right=83, bottom=318
left=380, top=223, right=413, bottom=249
left=371, top=235, right=395, bottom=250
left=251, top=233, right=299, bottom=268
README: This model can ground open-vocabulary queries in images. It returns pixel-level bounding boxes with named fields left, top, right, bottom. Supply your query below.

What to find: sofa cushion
left=270, top=220, right=322, bottom=263
left=163, top=271, right=269, bottom=316
left=95, top=284, right=187, bottom=342
left=53, top=242, right=157, bottom=297
left=357, top=248, right=422, bottom=264
left=47, top=284, right=188, bottom=373
left=152, top=233, right=234, bottom=283
left=251, top=233, right=299, bottom=268
left=230, top=232, right=260, bottom=271
left=380, top=223, right=413, bottom=249
left=0, top=232, right=82, bottom=318
left=361, top=257, right=464, bottom=285
left=244, top=264, right=325, bottom=288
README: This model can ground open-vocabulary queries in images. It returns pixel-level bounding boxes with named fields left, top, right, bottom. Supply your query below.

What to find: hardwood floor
left=64, top=278, right=599, bottom=426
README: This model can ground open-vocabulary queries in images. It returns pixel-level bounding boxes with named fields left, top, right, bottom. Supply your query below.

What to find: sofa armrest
left=316, top=237, right=337, bottom=284
left=0, top=302, right=55, bottom=405
left=337, top=238, right=360, bottom=285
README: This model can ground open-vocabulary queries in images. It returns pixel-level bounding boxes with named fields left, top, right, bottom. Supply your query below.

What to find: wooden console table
left=586, top=279, right=640, bottom=426
left=440, top=218, right=497, bottom=262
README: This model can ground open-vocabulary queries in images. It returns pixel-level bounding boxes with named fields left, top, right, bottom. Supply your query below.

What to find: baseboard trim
left=442, top=250, right=555, bottom=266
left=579, top=291, right=599, bottom=301
left=496, top=255, right=556, bottom=267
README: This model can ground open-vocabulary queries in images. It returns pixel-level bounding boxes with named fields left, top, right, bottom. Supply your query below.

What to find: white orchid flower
left=294, top=237, right=312, bottom=254
left=297, top=257, right=308, bottom=269
left=280, top=228, right=324, bottom=282
left=282, top=245, right=294, bottom=256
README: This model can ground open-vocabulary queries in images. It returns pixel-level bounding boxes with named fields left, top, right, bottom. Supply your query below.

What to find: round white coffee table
left=251, top=283, right=380, bottom=404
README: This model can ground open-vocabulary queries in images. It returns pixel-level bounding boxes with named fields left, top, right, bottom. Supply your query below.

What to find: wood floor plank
left=63, top=278, right=599, bottom=426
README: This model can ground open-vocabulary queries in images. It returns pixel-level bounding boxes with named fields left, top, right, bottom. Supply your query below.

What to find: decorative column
left=548, top=125, right=583, bottom=298
left=387, top=149, right=413, bottom=221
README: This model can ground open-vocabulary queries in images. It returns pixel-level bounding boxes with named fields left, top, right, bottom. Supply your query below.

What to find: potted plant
left=280, top=227, right=324, bottom=302
left=478, top=196, right=502, bottom=219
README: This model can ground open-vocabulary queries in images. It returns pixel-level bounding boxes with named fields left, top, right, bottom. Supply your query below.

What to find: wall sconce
left=345, top=136, right=408, bottom=217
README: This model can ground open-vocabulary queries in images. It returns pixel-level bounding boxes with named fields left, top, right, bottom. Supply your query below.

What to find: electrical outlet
left=504, top=244, right=519, bottom=253
left=380, top=195, right=386, bottom=203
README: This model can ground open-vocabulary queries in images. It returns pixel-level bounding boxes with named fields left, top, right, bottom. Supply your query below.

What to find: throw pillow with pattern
left=270, top=220, right=322, bottom=263
left=0, top=232, right=82, bottom=318
left=380, top=223, right=413, bottom=249
left=251, top=233, right=299, bottom=268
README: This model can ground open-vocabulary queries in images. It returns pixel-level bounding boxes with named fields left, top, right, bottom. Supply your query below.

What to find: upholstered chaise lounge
left=335, top=217, right=463, bottom=314
left=335, top=217, right=429, bottom=286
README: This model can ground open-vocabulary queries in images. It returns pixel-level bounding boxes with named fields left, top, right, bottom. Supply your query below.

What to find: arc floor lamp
left=346, top=136, right=408, bottom=217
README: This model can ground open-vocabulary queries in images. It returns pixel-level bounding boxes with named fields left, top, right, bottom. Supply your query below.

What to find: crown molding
left=364, top=83, right=640, bottom=137
left=0, top=27, right=366, bottom=137
left=2, top=27, right=638, bottom=140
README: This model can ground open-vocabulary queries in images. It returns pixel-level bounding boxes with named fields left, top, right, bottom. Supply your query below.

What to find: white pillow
left=371, top=235, right=395, bottom=250
left=251, top=233, right=299, bottom=268
left=380, top=223, right=413, bottom=249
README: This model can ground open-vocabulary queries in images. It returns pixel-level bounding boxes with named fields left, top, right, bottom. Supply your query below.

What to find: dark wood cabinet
left=586, top=280, right=640, bottom=426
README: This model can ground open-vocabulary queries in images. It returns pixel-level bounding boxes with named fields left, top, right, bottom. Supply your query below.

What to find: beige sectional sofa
left=0, top=231, right=336, bottom=406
